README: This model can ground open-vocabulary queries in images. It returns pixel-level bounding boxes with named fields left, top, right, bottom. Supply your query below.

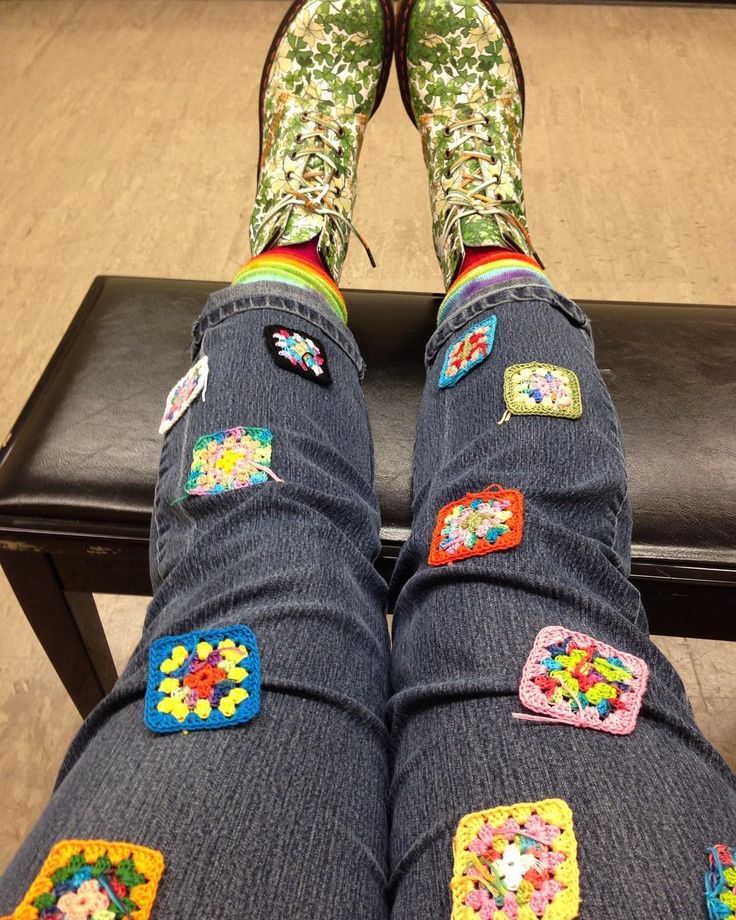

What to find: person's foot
left=395, top=0, right=540, bottom=287
left=250, top=0, right=393, bottom=283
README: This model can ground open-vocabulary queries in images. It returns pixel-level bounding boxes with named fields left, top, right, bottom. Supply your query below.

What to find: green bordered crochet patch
left=500, top=363, right=582, bottom=424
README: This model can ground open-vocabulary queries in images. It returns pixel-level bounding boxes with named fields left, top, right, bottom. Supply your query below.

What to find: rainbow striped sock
left=232, top=248, right=347, bottom=323
left=437, top=250, right=551, bottom=325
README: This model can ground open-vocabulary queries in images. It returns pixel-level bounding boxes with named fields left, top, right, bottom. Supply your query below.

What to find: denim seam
left=192, top=286, right=366, bottom=378
left=425, top=284, right=592, bottom=367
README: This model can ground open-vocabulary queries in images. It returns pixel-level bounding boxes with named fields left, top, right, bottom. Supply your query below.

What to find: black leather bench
left=1, top=276, right=734, bottom=717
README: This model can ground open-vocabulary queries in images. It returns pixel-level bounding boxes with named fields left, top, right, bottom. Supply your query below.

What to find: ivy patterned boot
left=247, top=0, right=394, bottom=293
left=395, top=0, right=543, bottom=292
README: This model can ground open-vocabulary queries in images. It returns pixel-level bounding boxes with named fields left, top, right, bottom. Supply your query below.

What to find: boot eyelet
left=494, top=192, right=503, bottom=201
left=484, top=116, right=490, bottom=126
left=300, top=112, right=308, bottom=121
left=295, top=133, right=302, bottom=143
left=338, top=126, right=345, bottom=137
left=443, top=126, right=451, bottom=137
left=490, top=155, right=497, bottom=165
left=445, top=169, right=452, bottom=179
left=444, top=150, right=451, bottom=159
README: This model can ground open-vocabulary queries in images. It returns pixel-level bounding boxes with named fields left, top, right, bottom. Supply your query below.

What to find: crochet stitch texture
left=515, top=626, right=649, bottom=735
left=144, top=626, right=261, bottom=734
left=439, top=317, right=497, bottom=388
left=3, top=839, right=164, bottom=920
left=429, top=485, right=523, bottom=565
left=450, top=799, right=580, bottom=920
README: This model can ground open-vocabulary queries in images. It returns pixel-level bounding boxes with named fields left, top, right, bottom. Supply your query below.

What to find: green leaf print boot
left=250, top=0, right=394, bottom=282
left=395, top=0, right=542, bottom=287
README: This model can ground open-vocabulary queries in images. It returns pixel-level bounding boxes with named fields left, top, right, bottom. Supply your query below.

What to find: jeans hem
left=425, top=283, right=592, bottom=368
left=192, top=281, right=366, bottom=378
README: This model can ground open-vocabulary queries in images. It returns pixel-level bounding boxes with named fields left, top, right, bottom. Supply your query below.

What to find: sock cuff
left=439, top=253, right=550, bottom=324
left=233, top=251, right=347, bottom=322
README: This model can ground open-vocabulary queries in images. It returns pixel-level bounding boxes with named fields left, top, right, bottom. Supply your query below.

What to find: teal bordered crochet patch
left=144, top=626, right=261, bottom=734
left=705, top=844, right=736, bottom=919
left=439, top=317, right=497, bottom=388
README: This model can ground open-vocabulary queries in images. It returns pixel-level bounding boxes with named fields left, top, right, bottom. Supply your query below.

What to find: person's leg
left=389, top=3, right=736, bottom=918
left=0, top=2, right=394, bottom=917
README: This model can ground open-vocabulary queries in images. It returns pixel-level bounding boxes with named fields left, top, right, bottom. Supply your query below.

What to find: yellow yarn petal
left=218, top=697, right=236, bottom=717
left=196, top=641, right=213, bottom=661
left=194, top=699, right=212, bottom=719
left=159, top=658, right=177, bottom=674
left=228, top=667, right=247, bottom=683
left=171, top=645, right=189, bottom=666
left=171, top=701, right=190, bottom=722
left=229, top=688, right=248, bottom=704
left=156, top=697, right=173, bottom=714
left=218, top=638, right=235, bottom=649
left=158, top=678, right=180, bottom=694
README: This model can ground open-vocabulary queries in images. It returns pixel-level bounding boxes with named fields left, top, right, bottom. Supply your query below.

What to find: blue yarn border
left=144, top=625, right=261, bottom=734
left=438, top=316, right=497, bottom=389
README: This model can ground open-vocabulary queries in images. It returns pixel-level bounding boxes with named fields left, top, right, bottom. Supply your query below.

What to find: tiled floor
left=1, top=0, right=734, bottom=874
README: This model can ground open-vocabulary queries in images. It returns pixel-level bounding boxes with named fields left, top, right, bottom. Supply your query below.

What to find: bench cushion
left=0, top=276, right=734, bottom=585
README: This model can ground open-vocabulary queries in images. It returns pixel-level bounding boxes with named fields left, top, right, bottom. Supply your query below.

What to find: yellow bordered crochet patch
left=3, top=839, right=165, bottom=920
left=450, top=799, right=579, bottom=920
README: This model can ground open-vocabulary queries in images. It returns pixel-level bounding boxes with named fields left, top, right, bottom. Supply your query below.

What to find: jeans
left=1, top=279, right=734, bottom=919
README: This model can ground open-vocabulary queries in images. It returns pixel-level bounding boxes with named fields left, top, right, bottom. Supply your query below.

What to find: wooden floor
left=0, top=0, right=734, bottom=873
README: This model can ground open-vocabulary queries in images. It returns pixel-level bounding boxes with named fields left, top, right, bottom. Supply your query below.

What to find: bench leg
left=0, top=551, right=117, bottom=717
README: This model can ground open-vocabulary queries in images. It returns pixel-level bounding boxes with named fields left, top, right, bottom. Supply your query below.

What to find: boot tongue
left=278, top=94, right=358, bottom=247
left=431, top=98, right=529, bottom=255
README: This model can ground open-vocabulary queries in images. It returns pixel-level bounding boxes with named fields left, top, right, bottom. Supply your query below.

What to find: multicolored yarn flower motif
left=264, top=325, right=331, bottom=385
left=500, top=363, right=582, bottom=424
left=515, top=625, right=649, bottom=735
left=6, top=839, right=164, bottom=920
left=706, top=844, right=736, bottom=919
left=158, top=355, right=209, bottom=435
left=144, top=626, right=261, bottom=734
left=438, top=317, right=497, bottom=388
left=184, top=427, right=283, bottom=496
left=429, top=485, right=523, bottom=565
left=450, top=800, right=579, bottom=920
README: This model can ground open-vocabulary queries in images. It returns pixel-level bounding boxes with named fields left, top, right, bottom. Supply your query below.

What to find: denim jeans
left=1, top=279, right=734, bottom=919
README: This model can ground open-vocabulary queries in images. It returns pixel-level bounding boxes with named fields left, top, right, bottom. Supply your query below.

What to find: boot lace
left=438, top=115, right=542, bottom=267
left=260, top=112, right=375, bottom=267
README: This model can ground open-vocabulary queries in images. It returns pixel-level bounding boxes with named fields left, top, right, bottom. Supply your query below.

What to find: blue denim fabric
left=1, top=279, right=734, bottom=920
left=387, top=283, right=736, bottom=918
left=0, top=282, right=390, bottom=920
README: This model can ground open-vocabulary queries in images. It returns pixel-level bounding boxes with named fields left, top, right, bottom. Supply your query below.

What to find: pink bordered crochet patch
left=514, top=626, right=649, bottom=735
left=450, top=799, right=580, bottom=920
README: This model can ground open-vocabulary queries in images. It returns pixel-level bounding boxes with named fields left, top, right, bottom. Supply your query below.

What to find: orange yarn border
left=429, top=485, right=524, bottom=566
left=2, top=839, right=165, bottom=920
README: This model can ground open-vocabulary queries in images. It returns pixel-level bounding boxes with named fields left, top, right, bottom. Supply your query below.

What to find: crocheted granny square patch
left=144, top=626, right=260, bottom=734
left=439, top=316, right=497, bottom=388
left=429, top=485, right=523, bottom=566
left=502, top=363, right=582, bottom=422
left=185, top=427, right=283, bottom=495
left=158, top=355, right=209, bottom=435
left=264, top=325, right=331, bottom=385
left=706, top=844, right=736, bottom=919
left=5, top=839, right=165, bottom=920
left=515, top=626, right=649, bottom=735
left=450, top=799, right=579, bottom=920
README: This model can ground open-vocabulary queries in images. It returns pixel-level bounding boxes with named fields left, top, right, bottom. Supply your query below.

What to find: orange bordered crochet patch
left=3, top=839, right=165, bottom=920
left=429, top=485, right=523, bottom=566
left=450, top=800, right=580, bottom=920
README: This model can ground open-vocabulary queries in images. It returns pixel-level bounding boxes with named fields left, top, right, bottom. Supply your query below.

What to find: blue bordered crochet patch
left=144, top=626, right=260, bottom=734
left=439, top=316, right=497, bottom=389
